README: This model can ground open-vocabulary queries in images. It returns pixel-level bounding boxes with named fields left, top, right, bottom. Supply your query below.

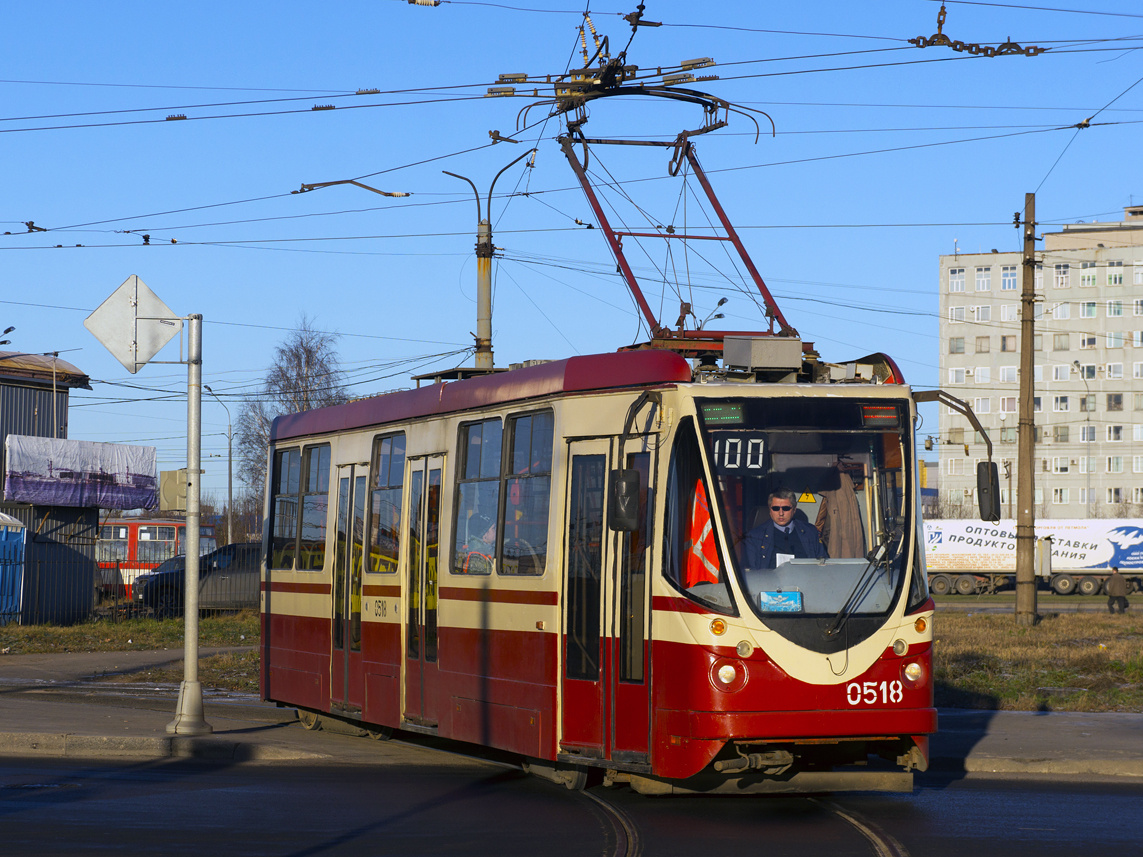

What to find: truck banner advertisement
left=924, top=519, right=1143, bottom=571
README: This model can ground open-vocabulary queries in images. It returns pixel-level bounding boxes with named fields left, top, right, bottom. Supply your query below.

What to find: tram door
left=561, top=439, right=653, bottom=763
left=403, top=455, right=444, bottom=726
left=332, top=467, right=367, bottom=712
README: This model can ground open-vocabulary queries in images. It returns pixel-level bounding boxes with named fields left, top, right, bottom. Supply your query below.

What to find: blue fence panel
left=0, top=526, right=26, bottom=625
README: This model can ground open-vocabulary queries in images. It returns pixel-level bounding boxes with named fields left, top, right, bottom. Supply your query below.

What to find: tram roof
left=270, top=349, right=693, bottom=442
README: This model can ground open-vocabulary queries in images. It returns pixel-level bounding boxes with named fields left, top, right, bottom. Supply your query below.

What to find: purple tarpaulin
left=4, top=435, right=158, bottom=510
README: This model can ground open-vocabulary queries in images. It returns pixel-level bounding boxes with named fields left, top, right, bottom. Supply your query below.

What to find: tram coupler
left=713, top=749, right=793, bottom=775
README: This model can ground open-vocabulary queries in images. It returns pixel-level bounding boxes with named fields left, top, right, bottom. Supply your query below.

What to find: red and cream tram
left=260, top=346, right=942, bottom=793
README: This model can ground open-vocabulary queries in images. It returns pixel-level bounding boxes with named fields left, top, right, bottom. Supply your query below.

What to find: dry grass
left=98, top=650, right=261, bottom=695
left=0, top=612, right=259, bottom=655
left=6, top=611, right=1142, bottom=711
left=934, top=610, right=1143, bottom=711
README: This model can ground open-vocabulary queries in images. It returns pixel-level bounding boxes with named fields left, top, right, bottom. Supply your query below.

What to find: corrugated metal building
left=0, top=351, right=98, bottom=624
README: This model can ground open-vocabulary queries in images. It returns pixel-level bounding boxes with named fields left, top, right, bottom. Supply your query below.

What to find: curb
left=0, top=731, right=329, bottom=762
left=959, top=756, right=1143, bottom=779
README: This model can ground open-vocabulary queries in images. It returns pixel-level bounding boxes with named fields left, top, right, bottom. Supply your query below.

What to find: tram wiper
left=823, top=527, right=902, bottom=639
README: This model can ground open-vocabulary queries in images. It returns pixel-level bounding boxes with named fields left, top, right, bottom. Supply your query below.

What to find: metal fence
left=1, top=554, right=260, bottom=625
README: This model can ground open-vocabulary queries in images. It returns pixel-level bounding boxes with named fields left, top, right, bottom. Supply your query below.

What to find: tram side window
left=368, top=433, right=406, bottom=574
left=98, top=525, right=129, bottom=563
left=137, top=526, right=177, bottom=563
left=664, top=419, right=735, bottom=613
left=270, top=448, right=301, bottom=569
left=298, top=445, right=332, bottom=570
left=500, top=411, right=554, bottom=576
left=452, top=418, right=503, bottom=575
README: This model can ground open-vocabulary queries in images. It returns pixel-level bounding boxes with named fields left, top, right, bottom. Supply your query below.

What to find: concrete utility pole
left=1015, top=193, right=1039, bottom=626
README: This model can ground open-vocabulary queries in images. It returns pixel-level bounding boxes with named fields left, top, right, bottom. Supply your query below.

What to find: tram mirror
left=976, top=461, right=1001, bottom=523
left=609, top=469, right=641, bottom=532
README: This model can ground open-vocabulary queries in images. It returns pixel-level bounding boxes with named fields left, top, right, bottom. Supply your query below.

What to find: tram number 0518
left=845, top=680, right=903, bottom=706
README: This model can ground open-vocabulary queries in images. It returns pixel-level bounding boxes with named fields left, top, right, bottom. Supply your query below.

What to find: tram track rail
left=811, top=798, right=910, bottom=857
left=579, top=789, right=643, bottom=857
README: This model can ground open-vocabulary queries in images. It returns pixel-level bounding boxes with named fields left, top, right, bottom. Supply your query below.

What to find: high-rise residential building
left=937, top=205, right=1143, bottom=519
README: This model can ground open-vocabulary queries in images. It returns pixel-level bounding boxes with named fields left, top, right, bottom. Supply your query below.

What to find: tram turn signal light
left=710, top=618, right=727, bottom=636
left=914, top=617, right=928, bottom=634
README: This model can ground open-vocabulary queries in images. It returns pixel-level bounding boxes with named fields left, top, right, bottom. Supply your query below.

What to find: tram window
left=452, top=418, right=503, bottom=574
left=368, top=433, right=405, bottom=574
left=137, top=526, right=177, bottom=563
left=696, top=397, right=913, bottom=619
left=620, top=451, right=651, bottom=682
left=269, top=447, right=301, bottom=569
left=298, top=444, right=331, bottom=571
left=566, top=454, right=604, bottom=680
left=907, top=535, right=929, bottom=612
left=97, top=525, right=129, bottom=563
left=500, top=411, right=553, bottom=576
left=664, top=419, right=735, bottom=613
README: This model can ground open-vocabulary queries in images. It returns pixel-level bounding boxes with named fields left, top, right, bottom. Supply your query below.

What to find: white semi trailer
left=924, top=519, right=1143, bottom=596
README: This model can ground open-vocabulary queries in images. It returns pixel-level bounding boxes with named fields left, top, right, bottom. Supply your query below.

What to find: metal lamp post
left=204, top=385, right=233, bottom=544
left=443, top=148, right=537, bottom=370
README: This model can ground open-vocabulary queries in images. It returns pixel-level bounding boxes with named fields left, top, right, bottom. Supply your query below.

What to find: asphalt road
left=3, top=754, right=1143, bottom=857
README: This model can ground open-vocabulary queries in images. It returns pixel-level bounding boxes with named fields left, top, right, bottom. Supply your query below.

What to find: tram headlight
left=903, top=661, right=925, bottom=687
left=710, top=658, right=748, bottom=692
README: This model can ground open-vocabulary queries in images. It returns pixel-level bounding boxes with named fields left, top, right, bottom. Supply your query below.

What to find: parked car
left=139, top=543, right=262, bottom=618
left=131, top=555, right=186, bottom=604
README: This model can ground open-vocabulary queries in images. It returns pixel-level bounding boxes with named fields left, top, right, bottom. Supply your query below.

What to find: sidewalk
left=2, top=649, right=1142, bottom=779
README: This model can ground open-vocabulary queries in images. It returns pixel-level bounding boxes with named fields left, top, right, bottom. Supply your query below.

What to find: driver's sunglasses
left=770, top=505, right=793, bottom=512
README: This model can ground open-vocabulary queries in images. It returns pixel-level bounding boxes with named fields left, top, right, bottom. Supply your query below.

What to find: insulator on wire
left=407, top=0, right=440, bottom=6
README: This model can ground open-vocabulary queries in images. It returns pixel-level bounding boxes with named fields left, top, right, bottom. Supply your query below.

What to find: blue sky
left=4, top=1, right=1142, bottom=501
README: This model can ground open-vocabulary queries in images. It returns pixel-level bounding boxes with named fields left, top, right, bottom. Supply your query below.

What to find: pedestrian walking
left=1106, top=567, right=1129, bottom=614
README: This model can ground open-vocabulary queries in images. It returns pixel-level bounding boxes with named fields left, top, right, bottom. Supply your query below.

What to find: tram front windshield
left=697, top=398, right=911, bottom=620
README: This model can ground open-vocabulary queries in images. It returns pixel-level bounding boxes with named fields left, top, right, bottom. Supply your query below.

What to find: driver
left=742, top=489, right=827, bottom=569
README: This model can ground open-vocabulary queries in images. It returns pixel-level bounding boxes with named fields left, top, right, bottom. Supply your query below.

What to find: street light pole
left=443, top=148, right=537, bottom=370
left=204, top=385, right=233, bottom=545
left=167, top=313, right=211, bottom=735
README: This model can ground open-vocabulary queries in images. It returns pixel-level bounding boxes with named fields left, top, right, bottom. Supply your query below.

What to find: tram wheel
left=561, top=766, right=589, bottom=790
left=367, top=726, right=392, bottom=741
left=930, top=575, right=952, bottom=596
left=1078, top=576, right=1102, bottom=597
left=954, top=574, right=977, bottom=596
left=297, top=710, right=322, bottom=731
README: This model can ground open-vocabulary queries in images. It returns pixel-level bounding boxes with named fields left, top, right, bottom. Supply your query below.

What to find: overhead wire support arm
left=558, top=133, right=666, bottom=339
left=680, top=143, right=795, bottom=338
left=292, top=179, right=411, bottom=197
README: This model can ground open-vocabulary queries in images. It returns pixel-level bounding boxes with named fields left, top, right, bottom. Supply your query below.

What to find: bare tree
left=236, top=316, right=348, bottom=490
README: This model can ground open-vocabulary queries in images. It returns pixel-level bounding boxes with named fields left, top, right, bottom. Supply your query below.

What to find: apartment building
left=937, top=205, right=1143, bottom=518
